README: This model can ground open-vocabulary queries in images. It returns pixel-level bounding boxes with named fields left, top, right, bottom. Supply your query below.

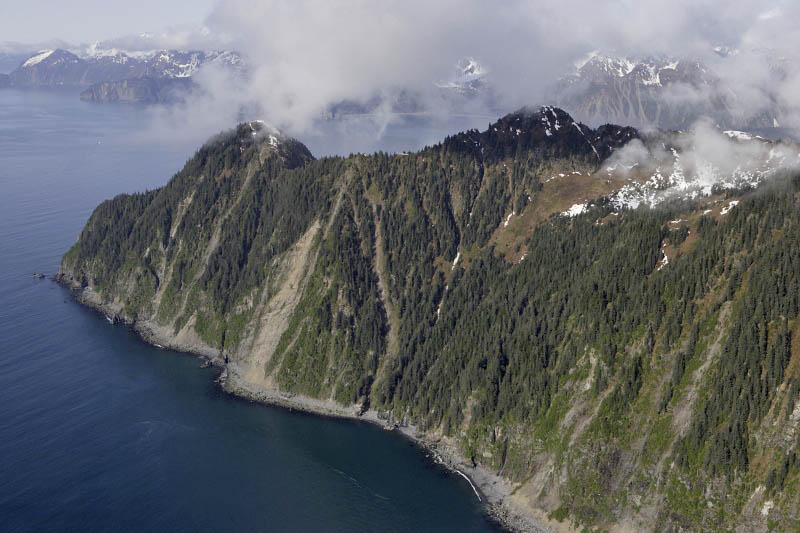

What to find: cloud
left=95, top=26, right=229, bottom=53
left=136, top=0, right=800, bottom=149
left=603, top=118, right=800, bottom=209
left=204, top=0, right=554, bottom=131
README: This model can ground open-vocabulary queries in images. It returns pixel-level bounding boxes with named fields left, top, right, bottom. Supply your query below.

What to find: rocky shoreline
left=220, top=366, right=548, bottom=533
left=56, top=277, right=550, bottom=533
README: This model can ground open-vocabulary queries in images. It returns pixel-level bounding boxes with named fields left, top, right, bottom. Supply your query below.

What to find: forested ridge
left=60, top=110, right=800, bottom=531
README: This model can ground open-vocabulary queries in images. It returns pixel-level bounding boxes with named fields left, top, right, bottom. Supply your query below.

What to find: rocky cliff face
left=80, top=77, right=194, bottom=104
left=0, top=73, right=8, bottom=89
left=60, top=109, right=800, bottom=531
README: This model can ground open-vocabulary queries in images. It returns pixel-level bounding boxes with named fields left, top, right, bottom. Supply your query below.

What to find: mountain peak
left=480, top=106, right=638, bottom=163
left=9, top=47, right=243, bottom=92
left=21, top=50, right=55, bottom=67
left=239, top=121, right=314, bottom=169
left=19, top=48, right=81, bottom=69
left=555, top=51, right=783, bottom=131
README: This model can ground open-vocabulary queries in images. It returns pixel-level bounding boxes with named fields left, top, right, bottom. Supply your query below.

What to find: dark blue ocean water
left=0, top=90, right=498, bottom=532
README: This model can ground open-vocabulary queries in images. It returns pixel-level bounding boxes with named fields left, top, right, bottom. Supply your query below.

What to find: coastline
left=220, top=365, right=548, bottom=533
left=58, top=279, right=550, bottom=533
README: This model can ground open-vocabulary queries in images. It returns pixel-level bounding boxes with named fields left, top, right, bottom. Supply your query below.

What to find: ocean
left=0, top=88, right=500, bottom=532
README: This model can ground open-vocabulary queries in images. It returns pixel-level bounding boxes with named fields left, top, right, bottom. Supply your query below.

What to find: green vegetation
left=60, top=111, right=800, bottom=531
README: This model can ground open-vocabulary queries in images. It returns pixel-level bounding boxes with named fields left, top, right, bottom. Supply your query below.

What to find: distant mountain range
left=2, top=45, right=490, bottom=110
left=2, top=46, right=243, bottom=103
left=2, top=43, right=795, bottom=138
left=324, top=51, right=792, bottom=135
left=434, top=57, right=489, bottom=98
left=551, top=52, right=783, bottom=132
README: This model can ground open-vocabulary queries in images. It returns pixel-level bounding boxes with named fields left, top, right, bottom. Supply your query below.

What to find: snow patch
left=248, top=120, right=282, bottom=147
left=641, top=64, right=661, bottom=86
left=562, top=203, right=588, bottom=217
left=761, top=500, right=774, bottom=517
left=657, top=250, right=669, bottom=271
left=600, top=130, right=799, bottom=212
left=720, top=200, right=739, bottom=215
left=723, top=130, right=753, bottom=141
left=22, top=50, right=54, bottom=67
left=451, top=251, right=461, bottom=270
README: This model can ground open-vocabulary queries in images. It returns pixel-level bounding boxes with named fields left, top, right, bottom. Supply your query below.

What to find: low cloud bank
left=128, top=0, right=800, bottom=151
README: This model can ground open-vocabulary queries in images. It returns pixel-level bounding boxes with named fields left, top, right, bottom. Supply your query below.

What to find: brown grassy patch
left=491, top=171, right=628, bottom=262
left=787, top=318, right=800, bottom=380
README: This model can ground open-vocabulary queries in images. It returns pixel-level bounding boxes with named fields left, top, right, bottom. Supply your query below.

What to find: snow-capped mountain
left=5, top=46, right=244, bottom=95
left=435, top=57, right=488, bottom=97
left=570, top=52, right=703, bottom=87
left=552, top=52, right=781, bottom=131
left=78, top=43, right=245, bottom=78
left=326, top=57, right=494, bottom=117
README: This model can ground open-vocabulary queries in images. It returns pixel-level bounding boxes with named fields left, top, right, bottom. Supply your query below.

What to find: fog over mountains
left=4, top=41, right=797, bottom=141
left=552, top=50, right=793, bottom=134
left=3, top=1, right=800, bottom=141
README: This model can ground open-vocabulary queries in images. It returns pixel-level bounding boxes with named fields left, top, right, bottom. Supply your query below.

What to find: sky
left=0, top=0, right=216, bottom=43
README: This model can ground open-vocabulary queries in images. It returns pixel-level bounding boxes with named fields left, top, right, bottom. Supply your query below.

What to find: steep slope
left=60, top=109, right=800, bottom=531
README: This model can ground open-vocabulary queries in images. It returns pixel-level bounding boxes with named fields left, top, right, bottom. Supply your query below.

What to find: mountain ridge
left=3, top=47, right=243, bottom=102
left=553, top=51, right=784, bottom=132
left=58, top=108, right=800, bottom=531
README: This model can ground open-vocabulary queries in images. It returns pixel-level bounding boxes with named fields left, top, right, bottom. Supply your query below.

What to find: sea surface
left=0, top=89, right=500, bottom=532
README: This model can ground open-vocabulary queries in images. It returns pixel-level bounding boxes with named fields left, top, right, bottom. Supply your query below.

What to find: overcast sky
left=0, top=0, right=216, bottom=43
